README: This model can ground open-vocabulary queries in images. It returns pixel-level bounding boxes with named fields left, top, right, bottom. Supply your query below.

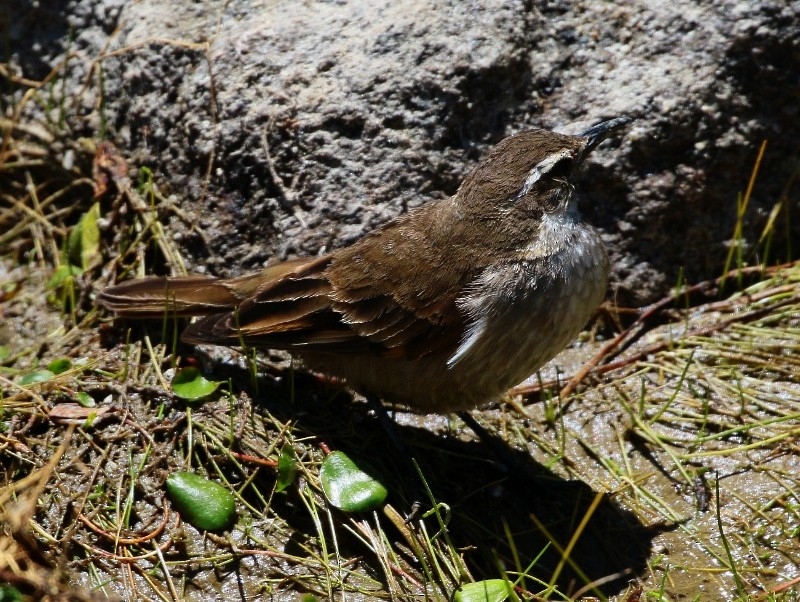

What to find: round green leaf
left=47, top=358, right=72, bottom=374
left=18, top=370, right=55, bottom=385
left=454, top=580, right=513, bottom=602
left=75, top=391, right=96, bottom=407
left=171, top=367, right=222, bottom=401
left=166, top=472, right=235, bottom=531
left=320, top=451, right=387, bottom=512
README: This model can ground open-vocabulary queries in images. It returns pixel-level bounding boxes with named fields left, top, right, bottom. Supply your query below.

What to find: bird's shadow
left=216, top=356, right=658, bottom=598
left=104, top=319, right=658, bottom=598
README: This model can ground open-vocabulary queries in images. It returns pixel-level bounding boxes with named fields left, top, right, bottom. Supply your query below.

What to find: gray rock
left=8, top=0, right=800, bottom=303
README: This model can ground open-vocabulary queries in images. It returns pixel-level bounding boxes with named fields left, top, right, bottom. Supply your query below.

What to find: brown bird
left=99, top=117, right=629, bottom=413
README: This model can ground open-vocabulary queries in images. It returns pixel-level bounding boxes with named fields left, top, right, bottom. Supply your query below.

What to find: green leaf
left=68, top=202, right=101, bottom=270
left=0, top=346, right=10, bottom=362
left=276, top=446, right=298, bottom=493
left=454, top=580, right=513, bottom=602
left=47, top=263, right=82, bottom=290
left=320, top=451, right=387, bottom=513
left=83, top=411, right=99, bottom=429
left=0, top=584, right=23, bottom=602
left=75, top=391, right=96, bottom=407
left=18, top=370, right=55, bottom=385
left=171, top=367, right=222, bottom=401
left=165, top=472, right=236, bottom=531
left=47, top=357, right=72, bottom=374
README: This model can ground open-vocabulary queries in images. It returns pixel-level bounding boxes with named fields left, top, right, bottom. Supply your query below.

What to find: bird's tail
left=97, top=276, right=252, bottom=318
left=97, top=258, right=324, bottom=319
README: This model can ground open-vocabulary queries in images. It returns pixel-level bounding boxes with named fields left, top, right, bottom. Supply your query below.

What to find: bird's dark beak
left=579, top=116, right=631, bottom=153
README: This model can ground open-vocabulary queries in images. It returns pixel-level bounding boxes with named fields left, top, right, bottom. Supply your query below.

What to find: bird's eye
left=511, top=152, right=575, bottom=203
left=548, top=157, right=573, bottom=179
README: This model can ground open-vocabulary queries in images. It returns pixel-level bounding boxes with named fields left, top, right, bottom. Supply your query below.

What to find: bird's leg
left=457, top=410, right=525, bottom=474
left=365, top=394, right=425, bottom=516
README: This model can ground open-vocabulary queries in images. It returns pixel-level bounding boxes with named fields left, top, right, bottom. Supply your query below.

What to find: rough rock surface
left=7, top=0, right=800, bottom=303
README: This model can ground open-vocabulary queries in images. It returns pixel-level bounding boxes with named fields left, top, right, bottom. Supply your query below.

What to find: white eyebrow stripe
left=513, top=149, right=574, bottom=200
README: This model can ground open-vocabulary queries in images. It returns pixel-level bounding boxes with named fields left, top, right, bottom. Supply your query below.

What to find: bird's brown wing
left=103, top=202, right=472, bottom=360
left=183, top=252, right=465, bottom=360
left=185, top=201, right=473, bottom=360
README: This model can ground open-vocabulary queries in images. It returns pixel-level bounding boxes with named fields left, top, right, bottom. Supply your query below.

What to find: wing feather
left=117, top=204, right=476, bottom=360
left=183, top=262, right=465, bottom=360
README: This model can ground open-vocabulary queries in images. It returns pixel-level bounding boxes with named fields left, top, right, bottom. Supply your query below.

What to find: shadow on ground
left=198, top=352, right=660, bottom=598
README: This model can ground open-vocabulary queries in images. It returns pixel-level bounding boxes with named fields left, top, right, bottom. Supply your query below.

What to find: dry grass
left=1, top=66, right=799, bottom=602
